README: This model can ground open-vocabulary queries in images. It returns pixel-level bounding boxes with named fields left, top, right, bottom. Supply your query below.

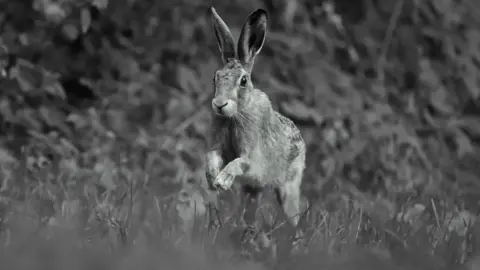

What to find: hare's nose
left=213, top=100, right=228, bottom=109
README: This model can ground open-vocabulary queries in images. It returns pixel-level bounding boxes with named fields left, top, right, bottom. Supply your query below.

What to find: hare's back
left=275, top=112, right=303, bottom=140
left=274, top=112, right=305, bottom=161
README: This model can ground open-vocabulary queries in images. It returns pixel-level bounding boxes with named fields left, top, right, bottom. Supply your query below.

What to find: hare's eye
left=240, top=75, right=247, bottom=87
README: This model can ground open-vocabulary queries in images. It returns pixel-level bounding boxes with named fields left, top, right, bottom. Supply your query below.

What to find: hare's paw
left=206, top=169, right=220, bottom=190
left=213, top=170, right=235, bottom=190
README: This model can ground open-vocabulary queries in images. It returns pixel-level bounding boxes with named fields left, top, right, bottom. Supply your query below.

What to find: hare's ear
left=237, top=9, right=267, bottom=71
left=211, top=7, right=236, bottom=64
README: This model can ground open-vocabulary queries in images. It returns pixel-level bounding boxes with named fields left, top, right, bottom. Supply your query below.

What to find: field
left=0, top=0, right=480, bottom=269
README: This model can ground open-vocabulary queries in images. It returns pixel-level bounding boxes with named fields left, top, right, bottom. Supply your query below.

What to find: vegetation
left=0, top=0, right=479, bottom=269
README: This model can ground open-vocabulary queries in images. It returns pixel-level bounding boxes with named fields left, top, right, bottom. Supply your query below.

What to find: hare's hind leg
left=239, top=185, right=263, bottom=250
left=241, top=185, right=262, bottom=228
left=275, top=158, right=305, bottom=227
left=275, top=180, right=301, bottom=227
left=274, top=161, right=304, bottom=259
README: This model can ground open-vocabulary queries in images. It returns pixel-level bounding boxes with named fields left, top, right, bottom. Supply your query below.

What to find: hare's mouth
left=212, top=99, right=237, bottom=117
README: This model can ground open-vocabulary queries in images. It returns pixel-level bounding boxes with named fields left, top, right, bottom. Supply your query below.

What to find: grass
left=0, top=145, right=478, bottom=270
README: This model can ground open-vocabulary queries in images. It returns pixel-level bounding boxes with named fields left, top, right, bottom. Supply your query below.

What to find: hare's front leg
left=213, top=157, right=253, bottom=190
left=205, top=150, right=225, bottom=191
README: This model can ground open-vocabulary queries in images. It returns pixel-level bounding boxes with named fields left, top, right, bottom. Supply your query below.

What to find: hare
left=205, top=7, right=306, bottom=230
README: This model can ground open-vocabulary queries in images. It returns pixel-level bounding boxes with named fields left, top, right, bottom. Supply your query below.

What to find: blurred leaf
left=43, top=81, right=66, bottom=99
left=282, top=0, right=300, bottom=30
left=15, top=69, right=39, bottom=93
left=135, top=128, right=154, bottom=148
left=453, top=129, right=473, bottom=158
left=41, top=1, right=67, bottom=23
left=430, top=87, right=454, bottom=115
left=176, top=65, right=199, bottom=94
left=449, top=117, right=480, bottom=136
left=337, top=137, right=368, bottom=163
left=60, top=138, right=79, bottom=157
left=165, top=95, right=195, bottom=125
left=107, top=50, right=139, bottom=78
left=59, top=158, right=79, bottom=174
left=105, top=108, right=127, bottom=133
left=267, top=76, right=299, bottom=95
left=280, top=99, right=323, bottom=124
left=462, top=60, right=480, bottom=99
left=66, top=113, right=89, bottom=129
left=419, top=58, right=454, bottom=115
left=0, top=98, right=14, bottom=122
left=92, top=0, right=109, bottom=9
left=432, top=0, right=463, bottom=25
left=198, top=58, right=218, bottom=91
left=17, top=108, right=42, bottom=131
left=38, top=106, right=67, bottom=131
left=0, top=147, right=16, bottom=165
left=62, top=24, right=79, bottom=41
left=87, top=108, right=110, bottom=135
left=81, top=8, right=92, bottom=34
left=94, top=159, right=117, bottom=191
left=281, top=99, right=310, bottom=119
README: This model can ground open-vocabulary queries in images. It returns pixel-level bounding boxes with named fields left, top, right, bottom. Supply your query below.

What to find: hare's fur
left=205, top=7, right=306, bottom=228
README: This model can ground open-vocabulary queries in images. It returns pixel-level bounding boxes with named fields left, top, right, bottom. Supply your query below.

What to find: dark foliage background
left=0, top=0, right=479, bottom=269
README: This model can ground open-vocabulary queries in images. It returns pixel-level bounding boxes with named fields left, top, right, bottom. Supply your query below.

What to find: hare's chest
left=229, top=127, right=257, bottom=157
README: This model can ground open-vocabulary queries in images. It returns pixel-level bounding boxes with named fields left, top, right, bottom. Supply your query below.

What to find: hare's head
left=210, top=7, right=267, bottom=118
